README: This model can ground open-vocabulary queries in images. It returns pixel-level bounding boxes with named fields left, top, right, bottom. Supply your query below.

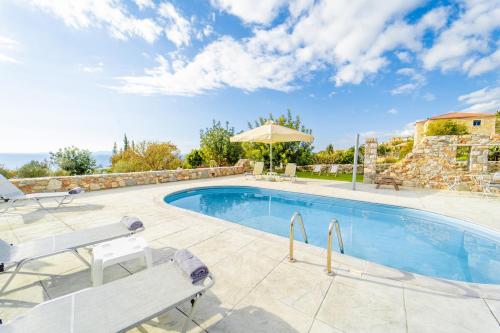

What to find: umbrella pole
left=270, top=143, right=273, bottom=173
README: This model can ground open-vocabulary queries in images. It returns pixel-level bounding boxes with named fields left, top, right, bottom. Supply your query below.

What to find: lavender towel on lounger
left=68, top=187, right=83, bottom=195
left=174, top=249, right=209, bottom=284
left=121, top=216, right=144, bottom=231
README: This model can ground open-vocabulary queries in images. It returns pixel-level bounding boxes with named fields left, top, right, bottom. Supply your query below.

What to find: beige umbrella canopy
left=230, top=120, right=314, bottom=172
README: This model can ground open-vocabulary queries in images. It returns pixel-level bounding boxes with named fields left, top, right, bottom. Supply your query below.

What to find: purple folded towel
left=68, top=187, right=83, bottom=195
left=121, top=216, right=144, bottom=231
left=174, top=249, right=209, bottom=284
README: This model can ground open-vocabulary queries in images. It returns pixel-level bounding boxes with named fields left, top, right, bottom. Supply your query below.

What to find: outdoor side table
left=91, top=236, right=153, bottom=286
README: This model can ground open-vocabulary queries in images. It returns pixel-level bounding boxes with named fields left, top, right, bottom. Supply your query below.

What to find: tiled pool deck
left=0, top=176, right=499, bottom=332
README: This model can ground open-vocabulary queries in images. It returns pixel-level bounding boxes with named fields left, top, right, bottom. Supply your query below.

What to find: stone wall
left=363, top=138, right=378, bottom=183
left=489, top=161, right=500, bottom=172
left=381, top=135, right=499, bottom=191
left=10, top=163, right=250, bottom=194
left=298, top=163, right=394, bottom=174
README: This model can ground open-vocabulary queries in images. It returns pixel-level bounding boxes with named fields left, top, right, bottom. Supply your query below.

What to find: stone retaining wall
left=10, top=164, right=249, bottom=194
left=298, top=163, right=394, bottom=174
left=380, top=135, right=500, bottom=191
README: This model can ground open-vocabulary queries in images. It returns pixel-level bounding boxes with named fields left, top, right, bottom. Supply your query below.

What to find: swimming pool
left=165, top=186, right=500, bottom=284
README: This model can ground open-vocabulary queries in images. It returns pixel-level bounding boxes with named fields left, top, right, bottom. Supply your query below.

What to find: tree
left=242, top=110, right=314, bottom=168
left=111, top=141, right=182, bottom=172
left=185, top=149, right=204, bottom=168
left=0, top=164, right=15, bottom=179
left=200, top=121, right=243, bottom=166
left=50, top=147, right=97, bottom=175
left=123, top=134, right=129, bottom=151
left=17, top=160, right=50, bottom=178
left=112, top=142, right=118, bottom=156
left=426, top=120, right=469, bottom=136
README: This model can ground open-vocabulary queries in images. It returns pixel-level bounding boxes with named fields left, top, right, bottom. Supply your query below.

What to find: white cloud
left=134, top=0, right=155, bottom=10
left=422, top=0, right=500, bottom=76
left=0, top=35, right=19, bottom=64
left=116, top=0, right=451, bottom=96
left=158, top=2, right=191, bottom=47
left=27, top=0, right=163, bottom=43
left=209, top=0, right=286, bottom=24
left=113, top=37, right=298, bottom=95
left=387, top=108, right=398, bottom=115
left=395, top=51, right=411, bottom=62
left=458, top=86, right=500, bottom=113
left=390, top=67, right=426, bottom=95
left=467, top=47, right=500, bottom=76
left=78, top=61, right=104, bottom=73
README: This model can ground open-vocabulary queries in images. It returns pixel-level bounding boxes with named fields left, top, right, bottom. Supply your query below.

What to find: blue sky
left=0, top=0, right=499, bottom=153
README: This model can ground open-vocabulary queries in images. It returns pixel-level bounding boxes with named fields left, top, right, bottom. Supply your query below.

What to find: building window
left=473, top=120, right=481, bottom=126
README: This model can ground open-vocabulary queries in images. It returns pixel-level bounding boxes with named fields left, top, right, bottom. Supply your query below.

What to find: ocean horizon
left=0, top=152, right=112, bottom=170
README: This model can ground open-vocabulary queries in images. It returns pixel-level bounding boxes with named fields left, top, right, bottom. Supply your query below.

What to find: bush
left=426, top=120, right=469, bottom=136
left=200, top=121, right=243, bottom=166
left=0, top=164, right=15, bottom=179
left=399, top=139, right=414, bottom=159
left=185, top=149, right=204, bottom=168
left=112, top=160, right=138, bottom=173
left=16, top=160, right=50, bottom=178
left=50, top=147, right=97, bottom=175
left=111, top=141, right=182, bottom=172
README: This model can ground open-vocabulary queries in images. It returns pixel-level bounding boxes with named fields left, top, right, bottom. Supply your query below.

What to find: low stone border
left=10, top=166, right=248, bottom=194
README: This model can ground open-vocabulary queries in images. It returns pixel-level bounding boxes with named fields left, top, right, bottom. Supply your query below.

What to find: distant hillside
left=0, top=152, right=112, bottom=169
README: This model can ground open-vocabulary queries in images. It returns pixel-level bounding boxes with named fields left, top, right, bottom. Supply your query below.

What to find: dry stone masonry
left=380, top=135, right=499, bottom=191
left=363, top=138, right=378, bottom=184
left=11, top=162, right=251, bottom=194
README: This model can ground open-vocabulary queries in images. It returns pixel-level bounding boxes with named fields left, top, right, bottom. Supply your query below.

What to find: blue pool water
left=165, top=186, right=500, bottom=284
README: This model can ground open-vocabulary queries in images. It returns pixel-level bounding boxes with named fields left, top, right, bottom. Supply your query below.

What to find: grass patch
left=297, top=171, right=363, bottom=182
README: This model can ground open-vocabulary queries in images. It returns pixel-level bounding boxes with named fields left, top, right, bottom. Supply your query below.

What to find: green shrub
left=0, top=164, right=15, bottom=179
left=426, top=120, right=469, bottom=136
left=112, top=160, right=139, bottom=173
left=185, top=149, right=204, bottom=168
left=201, top=121, right=243, bottom=166
left=456, top=146, right=471, bottom=161
left=16, top=160, right=50, bottom=178
left=50, top=147, right=97, bottom=175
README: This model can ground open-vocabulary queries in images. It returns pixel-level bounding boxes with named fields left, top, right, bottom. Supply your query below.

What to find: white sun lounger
left=0, top=261, right=214, bottom=333
left=0, top=218, right=144, bottom=293
left=245, top=161, right=264, bottom=179
left=279, top=163, right=297, bottom=182
left=0, top=174, right=84, bottom=212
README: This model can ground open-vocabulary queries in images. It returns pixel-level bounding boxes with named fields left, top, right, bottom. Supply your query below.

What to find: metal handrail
left=327, top=218, right=344, bottom=274
left=289, top=212, right=308, bottom=262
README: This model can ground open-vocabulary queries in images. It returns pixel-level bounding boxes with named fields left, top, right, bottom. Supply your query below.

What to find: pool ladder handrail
left=327, top=218, right=344, bottom=275
left=289, top=212, right=308, bottom=262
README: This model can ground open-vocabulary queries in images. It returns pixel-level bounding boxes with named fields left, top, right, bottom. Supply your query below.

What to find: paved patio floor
left=0, top=176, right=499, bottom=332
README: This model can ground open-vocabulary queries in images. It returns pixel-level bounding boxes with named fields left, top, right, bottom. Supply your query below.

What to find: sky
left=0, top=0, right=499, bottom=154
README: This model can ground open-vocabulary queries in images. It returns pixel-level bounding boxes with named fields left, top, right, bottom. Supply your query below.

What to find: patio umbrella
left=230, top=120, right=314, bottom=172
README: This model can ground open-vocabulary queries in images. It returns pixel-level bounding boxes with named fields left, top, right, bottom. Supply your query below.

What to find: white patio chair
left=245, top=161, right=264, bottom=180
left=328, top=164, right=339, bottom=177
left=312, top=165, right=322, bottom=175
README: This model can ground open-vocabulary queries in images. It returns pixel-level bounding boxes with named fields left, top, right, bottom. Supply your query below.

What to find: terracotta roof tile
left=428, top=112, right=495, bottom=120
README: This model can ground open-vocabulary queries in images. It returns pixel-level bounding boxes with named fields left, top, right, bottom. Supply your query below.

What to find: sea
left=0, top=152, right=112, bottom=170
